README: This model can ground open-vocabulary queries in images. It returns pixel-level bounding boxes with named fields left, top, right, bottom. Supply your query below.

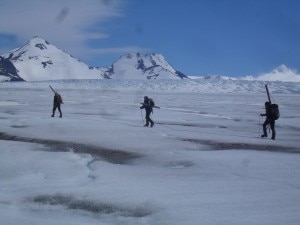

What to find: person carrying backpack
left=260, top=101, right=276, bottom=140
left=51, top=92, right=63, bottom=118
left=140, top=96, right=155, bottom=127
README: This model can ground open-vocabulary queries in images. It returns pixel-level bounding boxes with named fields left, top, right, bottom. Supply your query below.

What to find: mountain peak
left=31, top=36, right=47, bottom=41
left=2, top=37, right=103, bottom=81
left=104, top=53, right=188, bottom=79
left=257, top=64, right=300, bottom=82
left=27, top=36, right=50, bottom=50
left=272, top=64, right=294, bottom=74
left=1, top=38, right=188, bottom=81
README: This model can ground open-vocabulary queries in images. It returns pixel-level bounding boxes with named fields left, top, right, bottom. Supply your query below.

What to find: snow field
left=0, top=80, right=300, bottom=225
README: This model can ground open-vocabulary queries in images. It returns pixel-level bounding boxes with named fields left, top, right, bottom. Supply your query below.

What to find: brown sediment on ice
left=180, top=138, right=300, bottom=153
left=0, top=132, right=141, bottom=164
left=29, top=194, right=152, bottom=217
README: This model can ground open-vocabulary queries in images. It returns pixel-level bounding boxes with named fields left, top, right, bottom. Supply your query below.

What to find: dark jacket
left=140, top=98, right=153, bottom=113
left=53, top=93, right=63, bottom=106
left=261, top=102, right=273, bottom=120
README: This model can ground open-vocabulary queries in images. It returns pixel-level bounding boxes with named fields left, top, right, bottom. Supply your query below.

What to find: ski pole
left=140, top=109, right=144, bottom=124
left=258, top=115, right=261, bottom=137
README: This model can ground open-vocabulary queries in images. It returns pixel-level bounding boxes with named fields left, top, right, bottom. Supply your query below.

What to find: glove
left=140, top=106, right=142, bottom=109
left=260, top=114, right=264, bottom=116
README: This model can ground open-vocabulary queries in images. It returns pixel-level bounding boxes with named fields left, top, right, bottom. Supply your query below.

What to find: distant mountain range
left=1, top=36, right=300, bottom=83
left=190, top=65, right=300, bottom=83
left=0, top=36, right=187, bottom=82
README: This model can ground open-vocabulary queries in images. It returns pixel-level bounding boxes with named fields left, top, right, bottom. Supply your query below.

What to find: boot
left=261, top=134, right=267, bottom=138
left=150, top=122, right=154, bottom=127
left=144, top=124, right=149, bottom=127
left=271, top=130, right=275, bottom=140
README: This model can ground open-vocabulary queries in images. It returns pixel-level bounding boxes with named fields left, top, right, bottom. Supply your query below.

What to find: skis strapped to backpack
left=265, top=85, right=279, bottom=120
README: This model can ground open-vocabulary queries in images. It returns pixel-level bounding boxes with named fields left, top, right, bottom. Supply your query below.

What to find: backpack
left=56, top=94, right=63, bottom=104
left=149, top=98, right=155, bottom=107
left=270, top=104, right=280, bottom=120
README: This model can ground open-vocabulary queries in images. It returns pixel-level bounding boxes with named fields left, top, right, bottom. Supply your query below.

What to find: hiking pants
left=263, top=118, right=275, bottom=139
left=145, top=110, right=154, bottom=126
left=53, top=104, right=62, bottom=117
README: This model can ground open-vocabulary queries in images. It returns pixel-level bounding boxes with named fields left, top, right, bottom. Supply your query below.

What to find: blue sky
left=0, top=0, right=300, bottom=77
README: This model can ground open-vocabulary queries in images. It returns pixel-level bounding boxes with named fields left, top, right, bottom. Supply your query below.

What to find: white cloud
left=0, top=0, right=144, bottom=62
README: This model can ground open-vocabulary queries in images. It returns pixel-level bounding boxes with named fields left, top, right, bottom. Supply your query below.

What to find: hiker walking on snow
left=51, top=92, right=63, bottom=118
left=260, top=101, right=276, bottom=140
left=140, top=96, right=154, bottom=127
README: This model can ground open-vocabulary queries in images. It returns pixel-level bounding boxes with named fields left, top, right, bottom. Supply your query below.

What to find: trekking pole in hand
left=140, top=109, right=144, bottom=124
left=258, top=115, right=261, bottom=138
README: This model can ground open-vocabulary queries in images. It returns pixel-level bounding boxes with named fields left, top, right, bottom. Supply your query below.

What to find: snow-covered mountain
left=0, top=56, right=24, bottom=82
left=2, top=37, right=299, bottom=83
left=2, top=36, right=103, bottom=81
left=190, top=65, right=300, bottom=83
left=179, top=76, right=299, bottom=94
left=256, top=64, right=300, bottom=82
left=1, top=37, right=188, bottom=81
left=99, top=53, right=188, bottom=80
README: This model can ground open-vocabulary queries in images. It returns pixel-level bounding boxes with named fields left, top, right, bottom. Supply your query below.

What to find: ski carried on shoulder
left=49, top=85, right=57, bottom=94
left=49, top=85, right=64, bottom=104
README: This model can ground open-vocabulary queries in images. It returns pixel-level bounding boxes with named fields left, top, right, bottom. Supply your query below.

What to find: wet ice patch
left=28, top=194, right=152, bottom=218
